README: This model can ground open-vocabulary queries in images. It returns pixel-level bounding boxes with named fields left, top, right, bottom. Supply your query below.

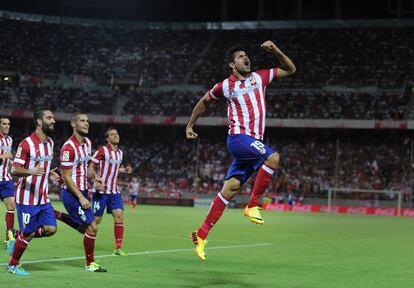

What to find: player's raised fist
left=260, top=40, right=279, bottom=53
left=186, top=127, right=198, bottom=139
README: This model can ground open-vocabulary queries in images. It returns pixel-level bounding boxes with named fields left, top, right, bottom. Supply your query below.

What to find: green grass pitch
left=1, top=202, right=414, bottom=288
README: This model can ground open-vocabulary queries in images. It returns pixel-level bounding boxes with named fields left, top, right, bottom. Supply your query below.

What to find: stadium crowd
left=16, top=126, right=405, bottom=203
left=0, top=18, right=413, bottom=120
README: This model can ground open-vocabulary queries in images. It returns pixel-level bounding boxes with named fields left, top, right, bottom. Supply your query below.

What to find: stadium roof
left=1, top=0, right=413, bottom=22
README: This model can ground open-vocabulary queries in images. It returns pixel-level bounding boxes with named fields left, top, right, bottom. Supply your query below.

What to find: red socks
left=5, top=210, right=14, bottom=241
left=197, top=193, right=229, bottom=240
left=114, top=223, right=124, bottom=250
left=83, top=232, right=96, bottom=266
left=247, top=164, right=275, bottom=208
left=9, top=235, right=29, bottom=266
left=34, top=227, right=45, bottom=238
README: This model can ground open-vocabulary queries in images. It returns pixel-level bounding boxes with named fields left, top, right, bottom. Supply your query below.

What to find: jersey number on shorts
left=22, top=213, right=31, bottom=225
left=93, top=201, right=101, bottom=213
left=250, top=140, right=267, bottom=155
left=78, top=207, right=87, bottom=221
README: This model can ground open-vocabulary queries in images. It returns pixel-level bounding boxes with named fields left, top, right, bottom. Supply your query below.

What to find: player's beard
left=42, top=123, right=54, bottom=136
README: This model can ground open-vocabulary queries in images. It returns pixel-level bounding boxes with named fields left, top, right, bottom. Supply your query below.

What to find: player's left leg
left=8, top=204, right=41, bottom=276
left=84, top=220, right=107, bottom=272
left=3, top=196, right=15, bottom=250
left=244, top=139, right=279, bottom=224
left=107, top=194, right=126, bottom=256
left=1, top=180, right=16, bottom=249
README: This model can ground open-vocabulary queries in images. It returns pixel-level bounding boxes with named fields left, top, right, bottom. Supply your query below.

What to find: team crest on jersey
left=63, top=151, right=70, bottom=161
left=249, top=76, right=256, bottom=85
left=16, top=147, right=22, bottom=158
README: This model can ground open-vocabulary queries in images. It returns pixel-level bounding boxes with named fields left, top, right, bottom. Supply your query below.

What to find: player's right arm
left=61, top=168, right=90, bottom=209
left=60, top=145, right=91, bottom=209
left=186, top=92, right=212, bottom=139
left=186, top=82, right=224, bottom=139
left=11, top=141, right=45, bottom=177
left=0, top=151, right=13, bottom=159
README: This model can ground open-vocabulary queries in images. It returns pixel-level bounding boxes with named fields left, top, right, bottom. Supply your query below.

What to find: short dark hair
left=104, top=126, right=117, bottom=138
left=33, top=107, right=51, bottom=127
left=225, top=45, right=246, bottom=65
left=71, top=112, right=87, bottom=123
left=0, top=116, right=10, bottom=121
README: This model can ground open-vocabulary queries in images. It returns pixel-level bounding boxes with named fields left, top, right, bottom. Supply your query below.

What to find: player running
left=57, top=112, right=107, bottom=272
left=0, top=116, right=16, bottom=253
left=186, top=40, right=296, bottom=260
left=127, top=177, right=140, bottom=212
left=89, top=127, right=132, bottom=256
left=7, top=108, right=59, bottom=276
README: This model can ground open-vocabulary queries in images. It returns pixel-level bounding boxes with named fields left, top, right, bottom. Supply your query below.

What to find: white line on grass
left=0, top=243, right=273, bottom=266
left=137, top=233, right=254, bottom=244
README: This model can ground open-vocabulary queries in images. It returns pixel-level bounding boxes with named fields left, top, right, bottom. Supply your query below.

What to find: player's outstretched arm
left=261, top=40, right=296, bottom=78
left=119, top=165, right=132, bottom=174
left=186, top=92, right=212, bottom=139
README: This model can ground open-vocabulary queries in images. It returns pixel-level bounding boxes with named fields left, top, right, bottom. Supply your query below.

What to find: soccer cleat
left=190, top=231, right=207, bottom=261
left=113, top=248, right=127, bottom=256
left=85, top=261, right=107, bottom=272
left=244, top=206, right=264, bottom=225
left=7, top=230, right=16, bottom=256
left=7, top=265, right=30, bottom=276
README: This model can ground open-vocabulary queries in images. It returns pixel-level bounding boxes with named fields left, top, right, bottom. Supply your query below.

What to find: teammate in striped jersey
left=186, top=40, right=296, bottom=260
left=57, top=112, right=107, bottom=272
left=89, top=127, right=132, bottom=256
left=127, top=177, right=140, bottom=212
left=0, top=116, right=16, bottom=252
left=7, top=108, right=59, bottom=276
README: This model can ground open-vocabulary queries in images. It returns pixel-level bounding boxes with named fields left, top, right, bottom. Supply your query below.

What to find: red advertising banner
left=263, top=204, right=414, bottom=217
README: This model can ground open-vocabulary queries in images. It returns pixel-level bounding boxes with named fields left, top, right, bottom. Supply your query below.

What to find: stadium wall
left=1, top=109, right=412, bottom=130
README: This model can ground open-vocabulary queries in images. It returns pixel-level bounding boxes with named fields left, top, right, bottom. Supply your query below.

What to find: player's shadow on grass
left=180, top=270, right=254, bottom=288
left=25, top=260, right=82, bottom=271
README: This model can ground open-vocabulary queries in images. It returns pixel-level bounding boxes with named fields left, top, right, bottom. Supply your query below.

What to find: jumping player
left=89, top=127, right=132, bottom=256
left=186, top=40, right=296, bottom=260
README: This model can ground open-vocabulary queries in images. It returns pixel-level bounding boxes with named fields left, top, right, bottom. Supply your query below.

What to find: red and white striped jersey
left=208, top=68, right=278, bottom=141
left=60, top=135, right=93, bottom=191
left=0, top=135, right=13, bottom=181
left=127, top=181, right=140, bottom=196
left=13, top=133, right=54, bottom=205
left=91, top=144, right=123, bottom=194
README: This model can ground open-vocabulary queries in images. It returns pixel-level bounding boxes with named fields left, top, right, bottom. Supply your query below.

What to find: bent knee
left=44, top=226, right=57, bottom=236
left=221, top=178, right=241, bottom=199
left=266, top=152, right=280, bottom=168
left=88, top=222, right=98, bottom=234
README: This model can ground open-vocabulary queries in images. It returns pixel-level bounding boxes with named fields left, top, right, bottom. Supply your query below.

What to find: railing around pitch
left=328, top=188, right=402, bottom=216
